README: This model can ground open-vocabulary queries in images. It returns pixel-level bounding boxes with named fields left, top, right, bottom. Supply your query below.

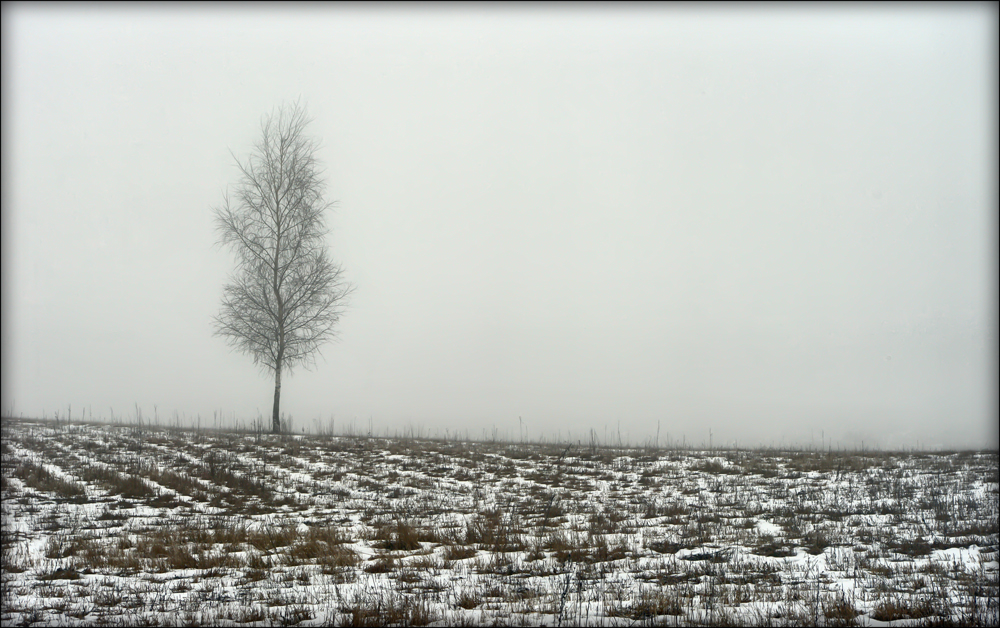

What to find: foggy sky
left=3, top=5, right=996, bottom=449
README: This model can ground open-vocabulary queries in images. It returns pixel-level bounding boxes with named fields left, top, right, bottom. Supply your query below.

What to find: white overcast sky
left=2, top=4, right=996, bottom=449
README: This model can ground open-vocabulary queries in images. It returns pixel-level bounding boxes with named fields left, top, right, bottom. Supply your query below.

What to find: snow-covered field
left=2, top=418, right=997, bottom=626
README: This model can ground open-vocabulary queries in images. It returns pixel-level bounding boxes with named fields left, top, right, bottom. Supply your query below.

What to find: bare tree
left=213, top=102, right=352, bottom=434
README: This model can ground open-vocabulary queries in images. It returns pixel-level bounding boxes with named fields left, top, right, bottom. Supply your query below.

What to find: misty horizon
left=3, top=5, right=996, bottom=450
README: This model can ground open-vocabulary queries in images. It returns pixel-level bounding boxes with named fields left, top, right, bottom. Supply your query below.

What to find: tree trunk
left=272, top=362, right=282, bottom=434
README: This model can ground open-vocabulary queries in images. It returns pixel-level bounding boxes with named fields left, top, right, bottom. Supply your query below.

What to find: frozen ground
left=1, top=418, right=997, bottom=626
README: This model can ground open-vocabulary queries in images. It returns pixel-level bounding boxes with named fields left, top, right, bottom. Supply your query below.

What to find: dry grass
left=1, top=417, right=997, bottom=626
